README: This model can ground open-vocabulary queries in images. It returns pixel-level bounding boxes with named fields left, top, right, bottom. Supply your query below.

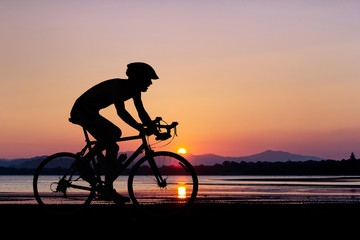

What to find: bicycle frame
left=76, top=127, right=165, bottom=188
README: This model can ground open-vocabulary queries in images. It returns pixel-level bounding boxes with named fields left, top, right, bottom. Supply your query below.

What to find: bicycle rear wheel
left=128, top=151, right=198, bottom=216
left=33, top=152, right=95, bottom=213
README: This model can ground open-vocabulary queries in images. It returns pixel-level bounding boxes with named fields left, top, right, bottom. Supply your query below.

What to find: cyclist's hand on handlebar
left=140, top=117, right=162, bottom=135
left=139, top=122, right=158, bottom=136
left=139, top=126, right=155, bottom=136
left=152, top=116, right=162, bottom=124
left=139, top=117, right=173, bottom=140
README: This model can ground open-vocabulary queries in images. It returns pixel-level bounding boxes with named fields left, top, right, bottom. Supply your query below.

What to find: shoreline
left=2, top=191, right=360, bottom=205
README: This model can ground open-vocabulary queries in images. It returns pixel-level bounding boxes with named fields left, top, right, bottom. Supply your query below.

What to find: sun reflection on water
left=178, top=185, right=186, bottom=199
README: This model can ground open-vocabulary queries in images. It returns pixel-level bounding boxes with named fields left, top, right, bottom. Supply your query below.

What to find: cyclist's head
left=126, top=62, right=159, bottom=80
left=126, top=62, right=159, bottom=92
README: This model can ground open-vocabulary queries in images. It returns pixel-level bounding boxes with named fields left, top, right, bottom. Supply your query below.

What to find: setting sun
left=177, top=148, right=187, bottom=154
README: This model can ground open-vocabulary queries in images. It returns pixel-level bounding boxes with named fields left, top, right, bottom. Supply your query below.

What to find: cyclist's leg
left=76, top=142, right=117, bottom=187
left=87, top=119, right=129, bottom=203
left=74, top=157, right=97, bottom=186
left=86, top=116, right=122, bottom=189
left=71, top=110, right=119, bottom=186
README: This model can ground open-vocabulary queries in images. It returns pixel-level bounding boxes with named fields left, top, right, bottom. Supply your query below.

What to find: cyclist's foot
left=112, top=192, right=130, bottom=204
left=97, top=186, right=130, bottom=204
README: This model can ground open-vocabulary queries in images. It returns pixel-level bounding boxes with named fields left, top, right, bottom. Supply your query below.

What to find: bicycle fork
left=146, top=152, right=167, bottom=188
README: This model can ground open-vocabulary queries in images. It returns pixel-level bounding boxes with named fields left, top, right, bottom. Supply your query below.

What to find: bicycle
left=33, top=117, right=198, bottom=215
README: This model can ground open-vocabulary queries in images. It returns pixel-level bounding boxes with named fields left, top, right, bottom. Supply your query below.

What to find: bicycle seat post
left=82, top=127, right=91, bottom=146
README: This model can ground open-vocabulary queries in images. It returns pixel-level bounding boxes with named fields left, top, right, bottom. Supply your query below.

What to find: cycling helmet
left=126, top=62, right=159, bottom=80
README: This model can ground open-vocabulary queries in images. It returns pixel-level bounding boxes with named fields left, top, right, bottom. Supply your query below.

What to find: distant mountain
left=186, top=150, right=324, bottom=166
left=0, top=156, right=47, bottom=168
left=0, top=151, right=139, bottom=169
left=0, top=150, right=324, bottom=169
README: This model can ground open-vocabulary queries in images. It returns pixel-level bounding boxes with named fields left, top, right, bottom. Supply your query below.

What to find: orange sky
left=1, top=1, right=360, bottom=159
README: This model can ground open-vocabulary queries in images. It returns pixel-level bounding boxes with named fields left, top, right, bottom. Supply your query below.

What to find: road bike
left=33, top=117, right=198, bottom=215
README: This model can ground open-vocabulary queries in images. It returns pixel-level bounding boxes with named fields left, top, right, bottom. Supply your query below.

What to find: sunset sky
left=1, top=1, right=360, bottom=159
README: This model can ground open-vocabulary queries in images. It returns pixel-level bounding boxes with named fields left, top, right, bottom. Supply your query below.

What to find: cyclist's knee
left=104, top=129, right=121, bottom=142
left=115, top=128, right=122, bottom=138
left=97, top=140, right=118, bottom=151
left=107, top=142, right=119, bottom=153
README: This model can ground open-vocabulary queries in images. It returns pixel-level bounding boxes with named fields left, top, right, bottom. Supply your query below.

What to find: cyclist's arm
left=133, top=92, right=152, bottom=125
left=114, top=101, right=142, bottom=131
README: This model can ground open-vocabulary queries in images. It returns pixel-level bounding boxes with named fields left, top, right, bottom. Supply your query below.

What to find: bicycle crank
left=50, top=178, right=70, bottom=197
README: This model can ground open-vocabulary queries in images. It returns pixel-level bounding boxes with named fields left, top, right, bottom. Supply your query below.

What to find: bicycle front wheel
left=128, top=151, right=198, bottom=216
left=33, top=152, right=95, bottom=213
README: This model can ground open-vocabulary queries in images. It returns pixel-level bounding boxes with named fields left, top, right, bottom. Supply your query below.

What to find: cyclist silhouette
left=70, top=62, right=160, bottom=201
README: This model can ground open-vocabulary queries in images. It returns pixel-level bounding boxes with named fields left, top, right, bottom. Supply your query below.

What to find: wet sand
left=1, top=196, right=360, bottom=236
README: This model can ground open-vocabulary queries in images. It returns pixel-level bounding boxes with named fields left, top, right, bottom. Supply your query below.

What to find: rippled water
left=1, top=175, right=360, bottom=204
left=197, top=175, right=360, bottom=203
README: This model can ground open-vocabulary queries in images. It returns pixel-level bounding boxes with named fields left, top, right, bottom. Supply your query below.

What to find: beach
left=1, top=201, right=360, bottom=237
left=1, top=191, right=360, bottom=234
left=2, top=175, right=360, bottom=235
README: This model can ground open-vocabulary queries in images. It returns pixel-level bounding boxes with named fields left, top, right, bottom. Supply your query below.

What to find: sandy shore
left=1, top=190, right=360, bottom=238
left=1, top=196, right=360, bottom=237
